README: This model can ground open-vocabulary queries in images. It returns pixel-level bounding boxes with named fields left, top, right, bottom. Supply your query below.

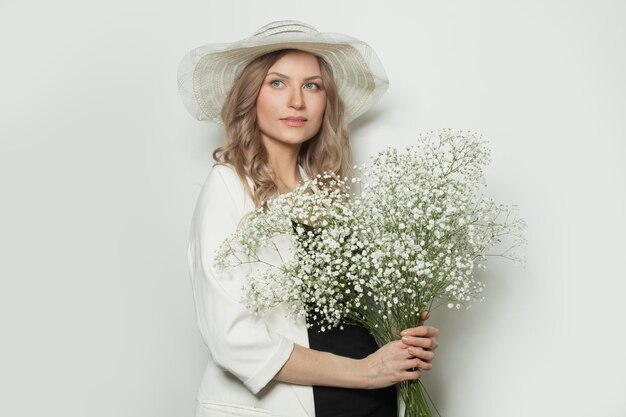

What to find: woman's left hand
left=399, top=311, right=439, bottom=371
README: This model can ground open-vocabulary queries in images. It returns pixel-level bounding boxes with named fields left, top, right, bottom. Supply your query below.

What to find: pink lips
left=280, top=117, right=307, bottom=127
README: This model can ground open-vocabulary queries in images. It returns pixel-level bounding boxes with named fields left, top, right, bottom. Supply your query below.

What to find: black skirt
left=307, top=318, right=398, bottom=417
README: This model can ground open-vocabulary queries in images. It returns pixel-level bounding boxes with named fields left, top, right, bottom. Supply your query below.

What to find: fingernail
left=400, top=330, right=407, bottom=336
left=401, top=336, right=408, bottom=342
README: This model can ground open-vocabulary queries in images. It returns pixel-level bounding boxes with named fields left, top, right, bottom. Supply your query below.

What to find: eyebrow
left=266, top=72, right=323, bottom=81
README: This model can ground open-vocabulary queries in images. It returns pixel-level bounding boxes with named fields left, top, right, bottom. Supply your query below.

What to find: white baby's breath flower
left=214, top=128, right=527, bottom=343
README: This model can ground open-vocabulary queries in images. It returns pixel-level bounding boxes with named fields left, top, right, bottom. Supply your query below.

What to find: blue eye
left=270, top=80, right=284, bottom=87
left=304, top=82, right=320, bottom=90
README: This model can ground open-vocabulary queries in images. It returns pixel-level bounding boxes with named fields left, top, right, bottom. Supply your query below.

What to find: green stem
left=397, top=379, right=440, bottom=417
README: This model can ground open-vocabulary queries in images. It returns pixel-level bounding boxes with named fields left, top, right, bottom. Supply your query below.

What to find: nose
left=288, top=87, right=304, bottom=109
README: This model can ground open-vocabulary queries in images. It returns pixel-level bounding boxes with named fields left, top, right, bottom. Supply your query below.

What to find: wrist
left=326, top=351, right=370, bottom=389
left=354, top=356, right=374, bottom=389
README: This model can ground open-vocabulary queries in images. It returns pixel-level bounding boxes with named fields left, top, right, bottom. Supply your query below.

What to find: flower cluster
left=215, top=173, right=371, bottom=331
left=214, top=128, right=527, bottom=338
left=352, top=128, right=527, bottom=343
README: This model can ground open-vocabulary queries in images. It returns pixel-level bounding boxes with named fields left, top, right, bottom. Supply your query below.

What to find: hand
left=359, top=339, right=424, bottom=389
left=399, top=311, right=439, bottom=372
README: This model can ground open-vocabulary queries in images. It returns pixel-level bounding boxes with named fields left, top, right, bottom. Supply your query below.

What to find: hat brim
left=178, top=28, right=389, bottom=124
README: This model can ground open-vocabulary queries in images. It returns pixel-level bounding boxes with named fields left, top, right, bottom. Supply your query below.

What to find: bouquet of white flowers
left=214, top=128, right=527, bottom=417
left=350, top=128, right=526, bottom=416
left=214, top=171, right=370, bottom=330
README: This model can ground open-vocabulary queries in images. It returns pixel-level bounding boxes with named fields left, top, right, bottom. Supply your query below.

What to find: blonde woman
left=178, top=21, right=439, bottom=417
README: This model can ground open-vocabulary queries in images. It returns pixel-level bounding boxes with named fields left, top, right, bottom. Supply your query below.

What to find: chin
left=277, top=132, right=316, bottom=145
left=261, top=127, right=320, bottom=147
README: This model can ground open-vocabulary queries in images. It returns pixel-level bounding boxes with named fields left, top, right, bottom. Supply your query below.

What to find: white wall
left=1, top=1, right=624, bottom=416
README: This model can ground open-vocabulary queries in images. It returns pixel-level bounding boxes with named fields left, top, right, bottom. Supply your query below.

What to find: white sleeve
left=187, top=165, right=294, bottom=394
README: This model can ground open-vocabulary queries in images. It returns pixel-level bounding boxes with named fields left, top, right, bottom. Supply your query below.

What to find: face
left=256, top=50, right=327, bottom=151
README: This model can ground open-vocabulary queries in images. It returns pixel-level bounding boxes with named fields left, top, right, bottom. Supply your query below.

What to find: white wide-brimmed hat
left=177, top=20, right=389, bottom=124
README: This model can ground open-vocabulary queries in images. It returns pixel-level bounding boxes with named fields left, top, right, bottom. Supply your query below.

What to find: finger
left=407, top=347, right=436, bottom=361
left=400, top=369, right=422, bottom=381
left=407, top=357, right=433, bottom=371
left=400, top=325, right=439, bottom=338
left=392, top=339, right=411, bottom=349
left=431, top=337, right=439, bottom=350
left=403, top=333, right=439, bottom=350
left=401, top=335, right=437, bottom=349
left=418, top=310, right=430, bottom=326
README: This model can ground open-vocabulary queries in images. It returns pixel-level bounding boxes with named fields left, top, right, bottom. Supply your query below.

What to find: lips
left=280, top=116, right=307, bottom=127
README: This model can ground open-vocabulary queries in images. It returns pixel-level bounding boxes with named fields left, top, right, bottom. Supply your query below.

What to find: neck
left=262, top=137, right=302, bottom=193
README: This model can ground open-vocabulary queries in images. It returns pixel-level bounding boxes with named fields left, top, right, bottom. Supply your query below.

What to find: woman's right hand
left=359, top=339, right=430, bottom=389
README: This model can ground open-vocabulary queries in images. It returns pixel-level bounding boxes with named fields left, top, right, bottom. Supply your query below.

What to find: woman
left=178, top=20, right=439, bottom=417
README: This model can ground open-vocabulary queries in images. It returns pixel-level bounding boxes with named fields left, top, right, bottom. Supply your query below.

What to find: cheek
left=311, top=95, right=327, bottom=122
left=256, top=90, right=277, bottom=123
left=255, top=93, right=268, bottom=118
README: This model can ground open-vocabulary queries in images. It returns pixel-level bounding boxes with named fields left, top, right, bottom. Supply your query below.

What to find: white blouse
left=187, top=163, right=315, bottom=417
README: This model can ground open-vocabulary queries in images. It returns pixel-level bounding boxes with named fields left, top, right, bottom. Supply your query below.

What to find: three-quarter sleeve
left=187, top=164, right=294, bottom=394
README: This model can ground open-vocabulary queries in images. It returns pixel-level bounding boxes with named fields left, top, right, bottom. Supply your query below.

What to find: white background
left=1, top=1, right=625, bottom=416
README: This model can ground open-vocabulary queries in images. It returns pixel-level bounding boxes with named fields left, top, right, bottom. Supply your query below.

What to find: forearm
left=273, top=343, right=367, bottom=389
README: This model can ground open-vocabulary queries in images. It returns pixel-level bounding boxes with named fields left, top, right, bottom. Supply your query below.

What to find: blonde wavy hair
left=212, top=49, right=353, bottom=209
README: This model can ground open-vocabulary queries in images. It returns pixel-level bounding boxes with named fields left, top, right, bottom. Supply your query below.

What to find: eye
left=304, top=82, right=320, bottom=90
left=270, top=79, right=284, bottom=87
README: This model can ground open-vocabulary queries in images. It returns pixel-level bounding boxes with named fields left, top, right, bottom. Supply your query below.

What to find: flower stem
left=397, top=378, right=441, bottom=417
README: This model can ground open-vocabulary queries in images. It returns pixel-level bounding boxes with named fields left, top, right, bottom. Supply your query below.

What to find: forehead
left=267, top=50, right=321, bottom=74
